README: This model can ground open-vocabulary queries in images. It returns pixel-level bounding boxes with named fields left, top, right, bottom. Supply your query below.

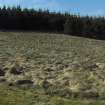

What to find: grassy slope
left=0, top=84, right=105, bottom=105
left=1, top=32, right=105, bottom=104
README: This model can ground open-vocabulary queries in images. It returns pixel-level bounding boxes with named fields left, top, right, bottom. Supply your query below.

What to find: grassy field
left=1, top=32, right=105, bottom=104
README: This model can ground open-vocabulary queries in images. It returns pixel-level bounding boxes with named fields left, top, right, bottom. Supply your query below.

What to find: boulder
left=44, top=68, right=54, bottom=72
left=8, top=83, right=14, bottom=86
left=42, top=79, right=52, bottom=89
left=81, top=90, right=99, bottom=99
left=10, top=66, right=24, bottom=75
left=96, top=63, right=105, bottom=69
left=16, top=80, right=33, bottom=85
left=0, top=68, right=5, bottom=76
left=0, top=78, right=6, bottom=82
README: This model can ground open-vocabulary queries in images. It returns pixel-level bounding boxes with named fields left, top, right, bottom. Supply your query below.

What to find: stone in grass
left=8, top=82, right=14, bottom=86
left=81, top=90, right=99, bottom=99
left=0, top=68, right=5, bottom=76
left=10, top=66, right=24, bottom=75
left=0, top=78, right=6, bottom=82
left=44, top=68, right=54, bottom=72
left=42, top=79, right=52, bottom=90
left=16, top=80, right=33, bottom=85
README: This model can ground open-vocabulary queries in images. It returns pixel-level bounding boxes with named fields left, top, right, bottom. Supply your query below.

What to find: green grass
left=1, top=31, right=105, bottom=104
left=0, top=84, right=105, bottom=105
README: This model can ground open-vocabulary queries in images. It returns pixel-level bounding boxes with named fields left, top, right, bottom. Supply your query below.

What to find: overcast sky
left=0, top=0, right=105, bottom=16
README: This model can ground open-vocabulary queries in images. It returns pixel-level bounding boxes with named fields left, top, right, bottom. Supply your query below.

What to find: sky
left=0, top=0, right=105, bottom=16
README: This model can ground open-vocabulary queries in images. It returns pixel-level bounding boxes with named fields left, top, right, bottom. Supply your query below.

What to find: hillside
left=1, top=32, right=105, bottom=104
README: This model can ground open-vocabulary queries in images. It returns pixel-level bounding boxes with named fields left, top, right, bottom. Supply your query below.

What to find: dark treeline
left=1, top=6, right=105, bottom=39
left=0, top=6, right=66, bottom=32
